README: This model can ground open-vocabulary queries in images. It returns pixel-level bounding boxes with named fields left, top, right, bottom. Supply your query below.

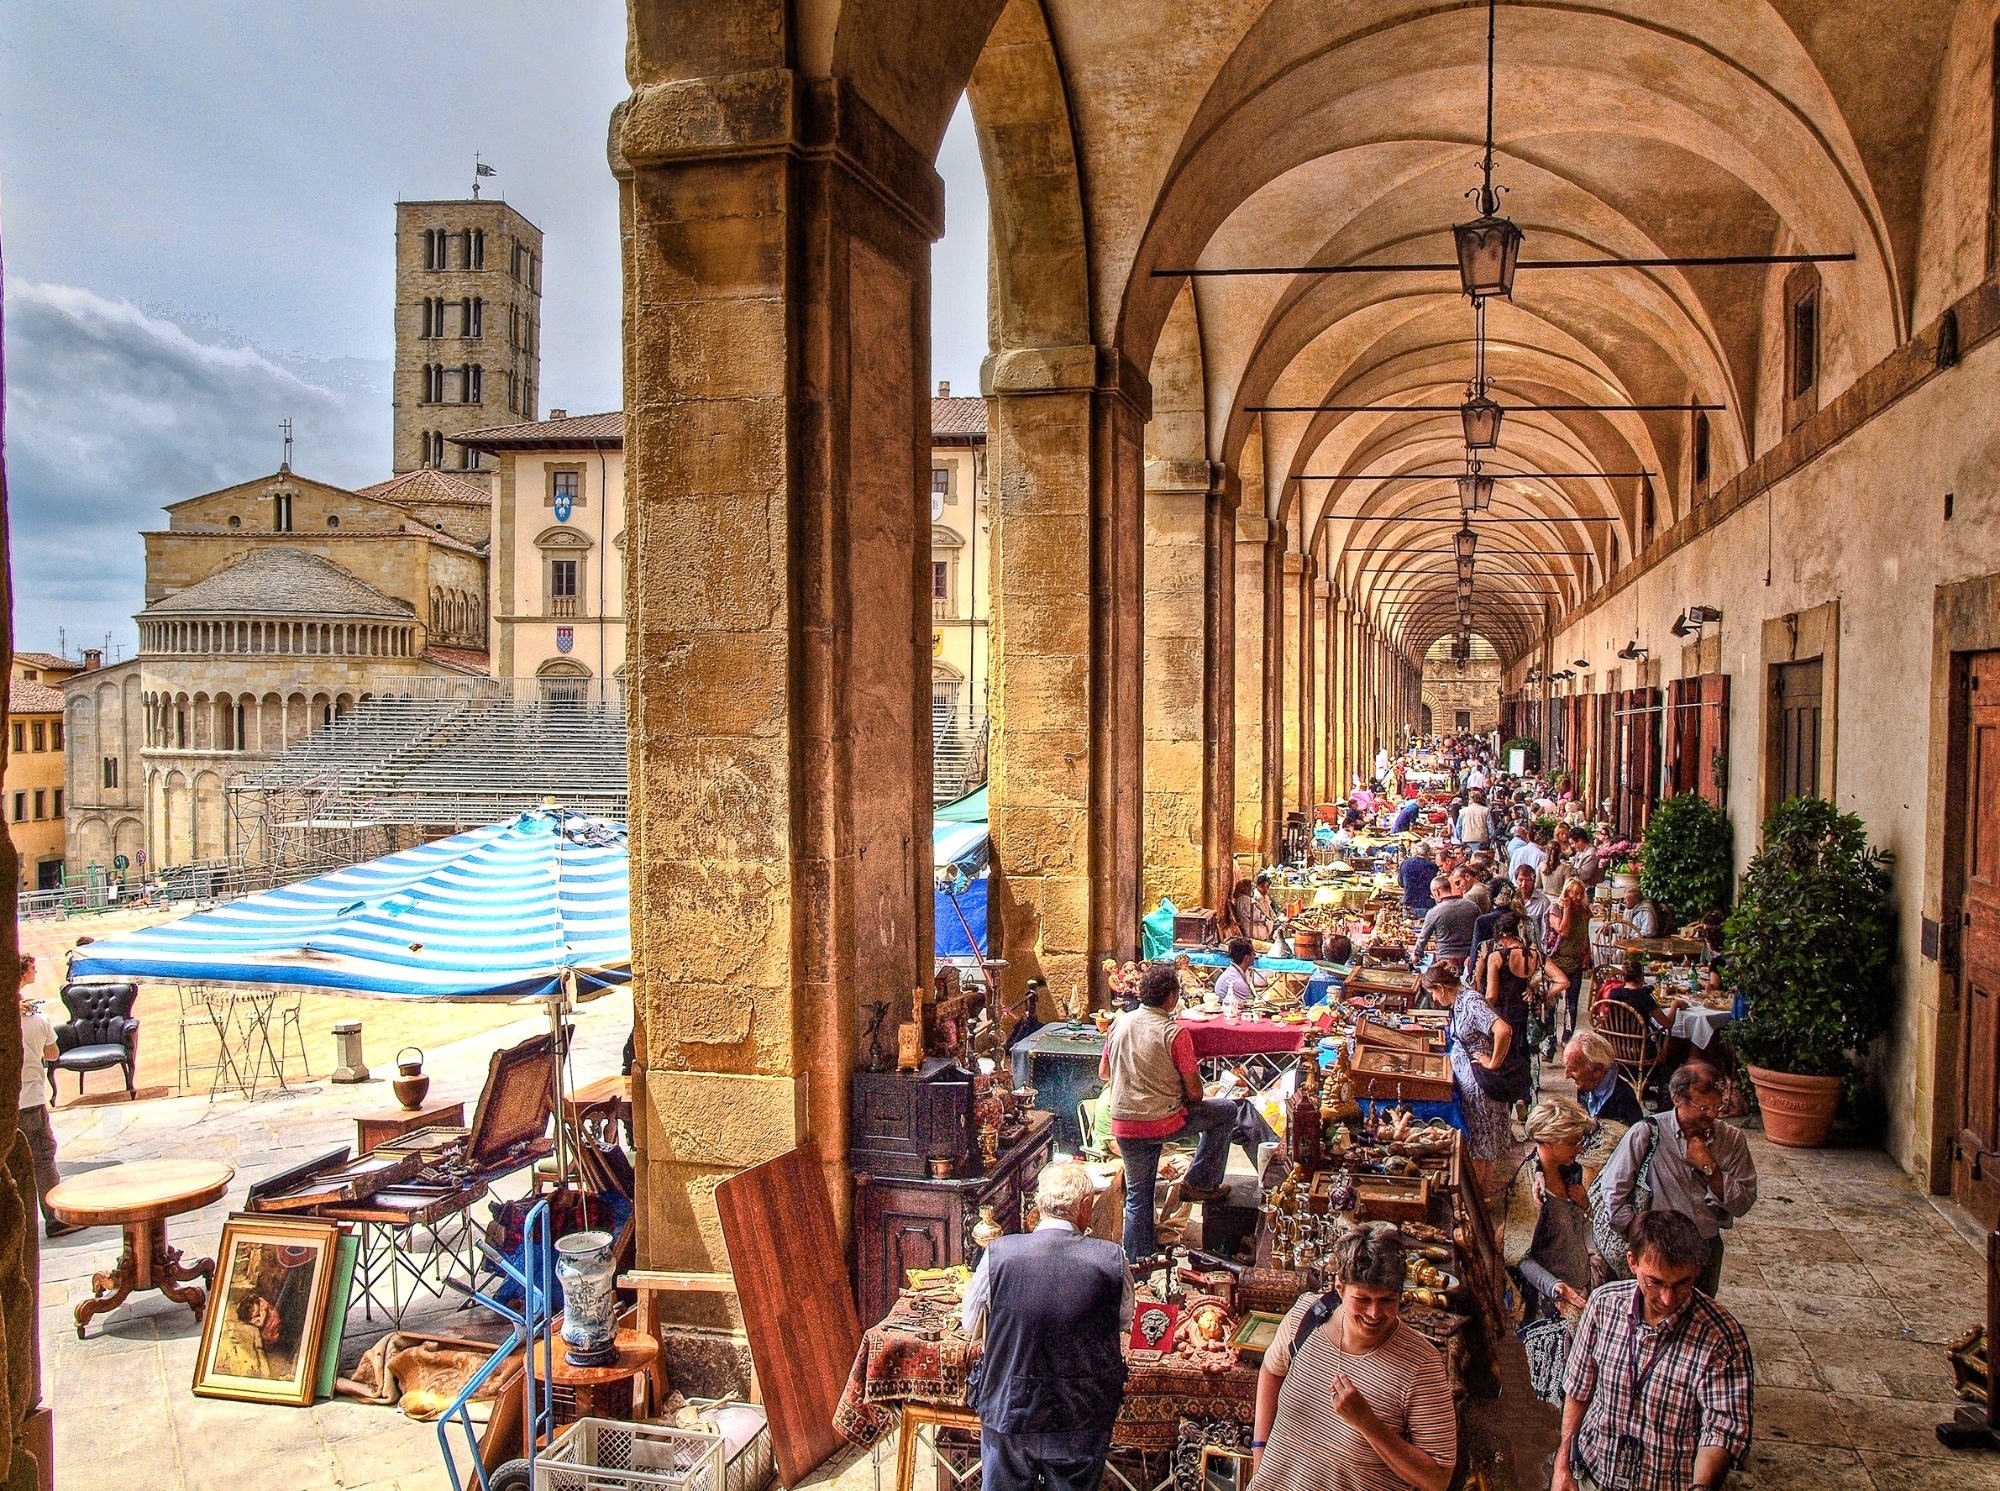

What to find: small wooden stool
left=896, top=1404, right=982, bottom=1491
left=531, top=1327, right=660, bottom=1423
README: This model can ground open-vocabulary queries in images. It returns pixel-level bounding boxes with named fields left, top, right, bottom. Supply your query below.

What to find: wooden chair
left=1590, top=999, right=1660, bottom=1106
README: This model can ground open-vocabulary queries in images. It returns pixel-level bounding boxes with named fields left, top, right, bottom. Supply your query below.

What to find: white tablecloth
left=1672, top=1005, right=1733, bottom=1050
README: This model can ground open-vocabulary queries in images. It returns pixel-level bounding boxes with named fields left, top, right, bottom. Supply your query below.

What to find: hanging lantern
left=1460, top=393, right=1504, bottom=450
left=1453, top=214, right=1524, bottom=300
left=1456, top=470, right=1495, bottom=512
left=1453, top=525, right=1478, bottom=565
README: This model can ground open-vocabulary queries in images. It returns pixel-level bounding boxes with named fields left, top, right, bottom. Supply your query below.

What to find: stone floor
left=1721, top=1131, right=2000, bottom=1490
left=34, top=986, right=632, bottom=1491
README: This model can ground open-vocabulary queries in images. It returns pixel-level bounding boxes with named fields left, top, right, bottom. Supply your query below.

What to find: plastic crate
left=685, top=1401, right=775, bottom=1491
left=535, top=1419, right=725, bottom=1491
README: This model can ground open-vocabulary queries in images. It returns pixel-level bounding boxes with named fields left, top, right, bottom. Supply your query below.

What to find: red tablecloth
left=1181, top=1011, right=1329, bottom=1061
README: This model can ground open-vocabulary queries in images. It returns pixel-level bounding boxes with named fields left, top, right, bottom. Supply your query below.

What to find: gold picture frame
left=1229, top=1309, right=1286, bottom=1361
left=192, top=1214, right=343, bottom=1406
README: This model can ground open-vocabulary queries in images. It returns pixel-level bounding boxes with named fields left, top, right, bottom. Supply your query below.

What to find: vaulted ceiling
left=780, top=0, right=1983, bottom=659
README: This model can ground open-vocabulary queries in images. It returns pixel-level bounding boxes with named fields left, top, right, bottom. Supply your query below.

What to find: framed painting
left=193, top=1215, right=344, bottom=1406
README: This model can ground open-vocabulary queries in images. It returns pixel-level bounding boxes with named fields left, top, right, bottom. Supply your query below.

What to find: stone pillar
left=616, top=57, right=938, bottom=1269
left=1233, top=516, right=1270, bottom=871
left=1281, top=553, right=1305, bottom=815
left=1141, top=461, right=1211, bottom=912
left=1312, top=577, right=1331, bottom=805
left=1260, top=530, right=1285, bottom=865
left=986, top=345, right=1149, bottom=1014
left=1298, top=555, right=1317, bottom=814
left=1203, top=482, right=1237, bottom=913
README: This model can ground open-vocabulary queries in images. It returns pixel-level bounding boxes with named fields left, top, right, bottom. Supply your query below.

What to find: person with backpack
left=1444, top=912, right=1534, bottom=1207
left=1248, top=1224, right=1456, bottom=1491
left=1594, top=1063, right=1756, bottom=1295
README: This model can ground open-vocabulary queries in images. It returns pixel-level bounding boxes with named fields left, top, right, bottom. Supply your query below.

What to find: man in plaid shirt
left=1554, top=1211, right=1754, bottom=1491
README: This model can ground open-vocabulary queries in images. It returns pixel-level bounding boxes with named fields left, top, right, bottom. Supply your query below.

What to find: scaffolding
left=227, top=678, right=627, bottom=885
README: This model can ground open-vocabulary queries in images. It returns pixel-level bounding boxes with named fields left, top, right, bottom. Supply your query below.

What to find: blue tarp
left=936, top=878, right=990, bottom=959
left=934, top=801, right=991, bottom=958
left=69, top=810, right=631, bottom=1001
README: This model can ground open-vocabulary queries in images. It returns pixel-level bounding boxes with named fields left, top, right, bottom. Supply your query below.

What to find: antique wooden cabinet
left=851, top=1111, right=1054, bottom=1327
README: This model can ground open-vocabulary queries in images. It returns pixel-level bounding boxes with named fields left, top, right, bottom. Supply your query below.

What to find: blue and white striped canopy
left=70, top=811, right=631, bottom=1001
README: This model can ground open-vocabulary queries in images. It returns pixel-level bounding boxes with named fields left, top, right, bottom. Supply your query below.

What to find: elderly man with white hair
left=963, top=1161, right=1133, bottom=1491
left=1563, top=1032, right=1645, bottom=1125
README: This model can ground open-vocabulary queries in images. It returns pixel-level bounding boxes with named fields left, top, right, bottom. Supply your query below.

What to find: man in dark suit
left=963, top=1162, right=1132, bottom=1491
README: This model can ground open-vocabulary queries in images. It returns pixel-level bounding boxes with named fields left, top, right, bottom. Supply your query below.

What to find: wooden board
left=716, top=1149, right=861, bottom=1488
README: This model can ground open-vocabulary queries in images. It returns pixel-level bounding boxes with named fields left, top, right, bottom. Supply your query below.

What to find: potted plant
left=1639, top=793, right=1734, bottom=928
left=1723, top=797, right=1894, bottom=1146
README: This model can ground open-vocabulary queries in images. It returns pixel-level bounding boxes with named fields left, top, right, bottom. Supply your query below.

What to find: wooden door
left=1666, top=679, right=1700, bottom=796
left=1697, top=674, right=1731, bottom=807
left=1955, top=653, right=2000, bottom=1225
left=1774, top=658, right=1824, bottom=802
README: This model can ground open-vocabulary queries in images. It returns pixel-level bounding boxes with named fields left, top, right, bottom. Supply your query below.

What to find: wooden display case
left=851, top=1111, right=1054, bottom=1328
left=1352, top=1047, right=1455, bottom=1103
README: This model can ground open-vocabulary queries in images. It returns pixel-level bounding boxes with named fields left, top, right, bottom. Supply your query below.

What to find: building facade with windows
left=929, top=392, right=989, bottom=750
left=9, top=652, right=83, bottom=891
left=63, top=464, right=494, bottom=873
left=455, top=412, right=624, bottom=697
left=393, top=198, right=543, bottom=474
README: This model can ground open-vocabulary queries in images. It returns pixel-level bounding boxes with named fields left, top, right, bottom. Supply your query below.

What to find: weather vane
left=474, top=152, right=496, bottom=199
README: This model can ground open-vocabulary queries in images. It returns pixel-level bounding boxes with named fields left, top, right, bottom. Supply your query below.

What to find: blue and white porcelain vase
left=556, top=1230, right=619, bottom=1367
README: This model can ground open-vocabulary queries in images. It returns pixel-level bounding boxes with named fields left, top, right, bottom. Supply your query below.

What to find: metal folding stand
left=345, top=1202, right=488, bottom=1328
left=437, top=1199, right=555, bottom=1491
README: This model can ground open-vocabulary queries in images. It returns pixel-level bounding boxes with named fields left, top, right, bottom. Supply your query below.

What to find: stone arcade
left=609, top=0, right=2000, bottom=1336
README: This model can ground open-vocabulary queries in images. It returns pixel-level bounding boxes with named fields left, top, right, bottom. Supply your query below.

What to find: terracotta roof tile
left=144, top=548, right=415, bottom=620
left=423, top=646, right=491, bottom=675
left=931, top=396, right=987, bottom=438
left=9, top=680, right=65, bottom=714
left=452, top=411, right=624, bottom=449
left=356, top=469, right=495, bottom=508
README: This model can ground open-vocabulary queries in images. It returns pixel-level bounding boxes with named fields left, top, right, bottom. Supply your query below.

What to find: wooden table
left=355, top=1099, right=466, bottom=1154
left=530, top=1326, right=659, bottom=1421
left=47, top=1158, right=234, bottom=1337
left=562, top=1074, right=631, bottom=1124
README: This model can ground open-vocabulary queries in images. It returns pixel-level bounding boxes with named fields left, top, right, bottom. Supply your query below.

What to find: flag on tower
left=476, top=162, right=496, bottom=177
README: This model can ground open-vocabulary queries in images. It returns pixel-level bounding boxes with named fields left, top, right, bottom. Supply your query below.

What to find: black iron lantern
left=1460, top=392, right=1504, bottom=449
left=1453, top=214, right=1523, bottom=300
left=1456, top=469, right=1494, bottom=512
left=1453, top=525, right=1478, bottom=565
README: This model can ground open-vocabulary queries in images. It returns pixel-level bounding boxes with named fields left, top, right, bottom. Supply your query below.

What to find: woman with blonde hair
left=1545, top=878, right=1593, bottom=1035
left=1504, top=1096, right=1626, bottom=1403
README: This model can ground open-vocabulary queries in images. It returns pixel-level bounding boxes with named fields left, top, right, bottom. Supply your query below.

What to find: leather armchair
left=49, top=982, right=140, bottom=1101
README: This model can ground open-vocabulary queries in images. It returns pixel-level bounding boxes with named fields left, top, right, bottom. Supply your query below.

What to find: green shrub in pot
left=1639, top=793, right=1734, bottom=928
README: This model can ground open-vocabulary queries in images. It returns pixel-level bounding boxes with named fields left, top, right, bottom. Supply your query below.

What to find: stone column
left=986, top=346, right=1148, bottom=1013
left=1259, top=529, right=1285, bottom=864
left=1281, top=553, right=1305, bottom=816
left=616, top=59, right=938, bottom=1268
left=1233, top=515, right=1270, bottom=870
left=1202, top=481, right=1237, bottom=913
left=1141, top=460, right=1211, bottom=912
left=1312, top=577, right=1331, bottom=805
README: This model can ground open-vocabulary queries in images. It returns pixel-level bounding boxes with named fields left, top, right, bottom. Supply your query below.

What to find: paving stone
left=1758, top=1386, right=1858, bottom=1448
left=1856, top=1448, right=2000, bottom=1489
left=1735, top=1440, right=1873, bottom=1491
left=1780, top=1290, right=1909, bottom=1336
left=1832, top=1394, right=1962, bottom=1457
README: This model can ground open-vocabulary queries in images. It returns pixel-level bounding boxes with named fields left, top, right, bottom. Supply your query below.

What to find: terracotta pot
left=1746, top=1065, right=1842, bottom=1147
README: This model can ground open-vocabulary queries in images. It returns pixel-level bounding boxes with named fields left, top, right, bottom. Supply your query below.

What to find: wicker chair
left=1590, top=998, right=1660, bottom=1107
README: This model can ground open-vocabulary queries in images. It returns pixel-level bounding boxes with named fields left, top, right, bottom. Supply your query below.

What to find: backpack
left=1587, top=1117, right=1657, bottom=1279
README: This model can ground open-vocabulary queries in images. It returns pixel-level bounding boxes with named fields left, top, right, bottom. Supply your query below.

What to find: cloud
left=4, top=278, right=390, bottom=657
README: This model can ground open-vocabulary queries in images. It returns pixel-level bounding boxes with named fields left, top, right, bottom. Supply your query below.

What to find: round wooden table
left=47, top=1159, right=234, bottom=1337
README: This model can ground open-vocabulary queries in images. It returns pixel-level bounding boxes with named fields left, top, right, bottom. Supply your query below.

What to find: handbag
left=1587, top=1117, right=1657, bottom=1279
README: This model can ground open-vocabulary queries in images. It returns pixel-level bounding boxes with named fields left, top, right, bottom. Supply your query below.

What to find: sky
left=0, top=3, right=989, bottom=658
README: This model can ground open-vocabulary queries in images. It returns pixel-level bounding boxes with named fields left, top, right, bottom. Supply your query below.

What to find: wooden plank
left=617, top=1269, right=737, bottom=1293
left=715, top=1149, right=860, bottom=1488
